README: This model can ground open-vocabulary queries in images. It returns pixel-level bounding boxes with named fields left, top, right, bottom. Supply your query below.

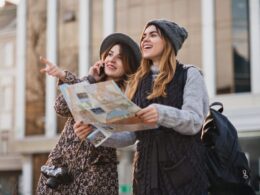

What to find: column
left=45, top=0, right=57, bottom=137
left=21, top=155, right=32, bottom=195
left=15, top=0, right=26, bottom=139
left=103, top=0, right=115, bottom=38
left=79, top=0, right=91, bottom=77
left=249, top=0, right=260, bottom=94
left=201, top=0, right=216, bottom=98
left=118, top=150, right=133, bottom=194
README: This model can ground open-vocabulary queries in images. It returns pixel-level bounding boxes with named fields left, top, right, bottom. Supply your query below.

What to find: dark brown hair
left=101, top=43, right=137, bottom=91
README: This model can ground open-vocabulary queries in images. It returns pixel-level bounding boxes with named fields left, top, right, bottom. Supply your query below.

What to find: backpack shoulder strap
left=210, top=102, right=224, bottom=113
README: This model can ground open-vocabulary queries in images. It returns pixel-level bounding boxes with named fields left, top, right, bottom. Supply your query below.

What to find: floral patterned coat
left=36, top=71, right=118, bottom=195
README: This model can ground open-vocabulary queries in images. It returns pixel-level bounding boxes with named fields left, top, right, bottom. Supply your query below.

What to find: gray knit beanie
left=147, top=19, right=188, bottom=55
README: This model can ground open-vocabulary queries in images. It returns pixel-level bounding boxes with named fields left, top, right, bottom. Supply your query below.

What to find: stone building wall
left=25, top=0, right=80, bottom=135
left=0, top=3, right=21, bottom=195
left=56, top=0, right=79, bottom=133
left=115, top=0, right=203, bottom=68
left=25, top=0, right=47, bottom=135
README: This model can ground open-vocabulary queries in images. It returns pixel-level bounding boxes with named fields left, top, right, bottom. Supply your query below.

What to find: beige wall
left=24, top=0, right=80, bottom=135
left=215, top=0, right=234, bottom=94
left=115, top=0, right=202, bottom=68
left=57, top=0, right=79, bottom=132
left=25, top=0, right=47, bottom=135
left=91, top=0, right=103, bottom=64
left=57, top=0, right=79, bottom=74
left=89, top=0, right=203, bottom=67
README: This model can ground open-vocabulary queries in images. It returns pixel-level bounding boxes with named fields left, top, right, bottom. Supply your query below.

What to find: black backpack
left=201, top=102, right=255, bottom=194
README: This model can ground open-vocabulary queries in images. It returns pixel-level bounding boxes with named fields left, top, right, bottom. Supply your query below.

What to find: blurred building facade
left=0, top=2, right=22, bottom=194
left=0, top=0, right=259, bottom=194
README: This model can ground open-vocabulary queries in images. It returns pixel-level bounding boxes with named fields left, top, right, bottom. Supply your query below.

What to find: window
left=216, top=0, right=250, bottom=94
left=232, top=0, right=250, bottom=93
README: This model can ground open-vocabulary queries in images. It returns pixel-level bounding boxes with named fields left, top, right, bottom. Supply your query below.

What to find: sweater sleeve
left=54, top=71, right=92, bottom=117
left=98, top=132, right=137, bottom=148
left=153, top=67, right=209, bottom=135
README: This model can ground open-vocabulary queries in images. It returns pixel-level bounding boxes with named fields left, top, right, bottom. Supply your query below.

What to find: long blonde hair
left=126, top=25, right=177, bottom=100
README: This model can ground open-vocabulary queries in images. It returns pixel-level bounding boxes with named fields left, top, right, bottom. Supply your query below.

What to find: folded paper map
left=59, top=80, right=157, bottom=146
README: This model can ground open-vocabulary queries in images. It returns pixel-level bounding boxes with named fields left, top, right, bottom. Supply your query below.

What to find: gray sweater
left=96, top=65, right=209, bottom=148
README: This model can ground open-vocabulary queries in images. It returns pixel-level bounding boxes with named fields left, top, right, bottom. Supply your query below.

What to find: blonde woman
left=75, top=20, right=209, bottom=195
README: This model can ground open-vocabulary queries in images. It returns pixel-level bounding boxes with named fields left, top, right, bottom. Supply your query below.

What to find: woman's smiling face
left=141, top=25, right=165, bottom=65
left=104, top=44, right=125, bottom=81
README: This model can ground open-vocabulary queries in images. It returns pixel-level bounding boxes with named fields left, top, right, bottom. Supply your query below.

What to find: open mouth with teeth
left=143, top=44, right=152, bottom=50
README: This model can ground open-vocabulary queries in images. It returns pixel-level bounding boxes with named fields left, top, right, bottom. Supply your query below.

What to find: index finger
left=39, top=56, right=54, bottom=66
left=136, top=106, right=155, bottom=117
left=136, top=108, right=147, bottom=117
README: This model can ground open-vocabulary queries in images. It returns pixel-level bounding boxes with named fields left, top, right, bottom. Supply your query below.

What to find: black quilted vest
left=132, top=63, right=208, bottom=195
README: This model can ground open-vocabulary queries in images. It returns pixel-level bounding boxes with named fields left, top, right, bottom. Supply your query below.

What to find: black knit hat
left=147, top=19, right=188, bottom=55
left=99, top=33, right=141, bottom=72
